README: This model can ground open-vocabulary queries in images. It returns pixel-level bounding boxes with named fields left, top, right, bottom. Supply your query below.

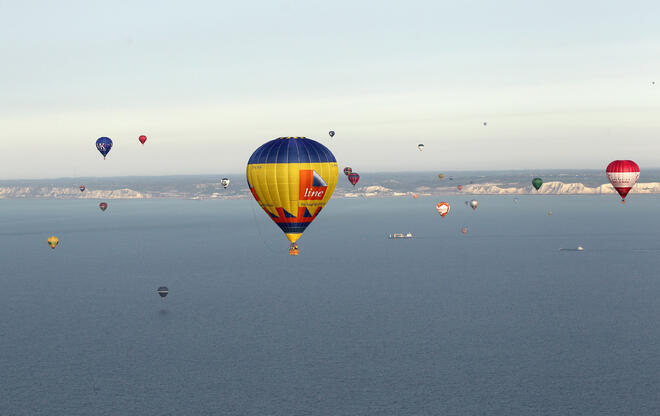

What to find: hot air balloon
left=606, top=160, right=640, bottom=203
left=457, top=185, right=463, bottom=191
left=221, top=178, right=230, bottom=189
left=436, top=202, right=450, bottom=217
left=413, top=193, right=418, bottom=200
left=343, top=167, right=352, bottom=176
left=157, top=286, right=169, bottom=299
left=79, top=185, right=86, bottom=192
left=532, top=177, right=543, bottom=191
left=483, top=122, right=487, bottom=126
left=47, top=236, right=59, bottom=249
left=99, top=202, right=108, bottom=212
left=548, top=210, right=553, bottom=216
left=347, top=172, right=360, bottom=186
left=96, top=137, right=113, bottom=159
left=418, top=144, right=424, bottom=151
left=461, top=226, right=468, bottom=235
left=513, top=197, right=519, bottom=204
left=469, top=199, right=478, bottom=211
left=438, top=173, right=445, bottom=180
left=246, top=137, right=338, bottom=254
left=328, top=131, right=335, bottom=138
left=138, top=135, right=147, bottom=145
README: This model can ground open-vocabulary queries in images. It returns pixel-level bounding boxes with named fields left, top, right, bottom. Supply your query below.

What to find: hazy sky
left=1, top=0, right=659, bottom=179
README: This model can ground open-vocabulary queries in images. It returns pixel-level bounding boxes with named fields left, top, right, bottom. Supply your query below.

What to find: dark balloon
left=343, top=167, right=352, bottom=176
left=79, top=185, right=86, bottom=192
left=329, top=131, right=335, bottom=138
left=99, top=202, right=108, bottom=212
left=157, top=286, right=169, bottom=299
left=96, top=137, right=113, bottom=159
left=347, top=172, right=360, bottom=186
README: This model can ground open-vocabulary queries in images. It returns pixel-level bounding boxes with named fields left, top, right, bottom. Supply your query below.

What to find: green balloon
left=532, top=177, right=543, bottom=191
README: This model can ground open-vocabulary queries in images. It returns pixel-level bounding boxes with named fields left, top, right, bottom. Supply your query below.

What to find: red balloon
left=347, top=173, right=360, bottom=186
left=138, top=135, right=147, bottom=145
left=99, top=202, right=108, bottom=212
left=457, top=185, right=463, bottom=191
left=606, top=160, right=639, bottom=202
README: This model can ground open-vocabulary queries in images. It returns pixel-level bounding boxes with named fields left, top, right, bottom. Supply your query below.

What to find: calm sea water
left=1, top=196, right=660, bottom=415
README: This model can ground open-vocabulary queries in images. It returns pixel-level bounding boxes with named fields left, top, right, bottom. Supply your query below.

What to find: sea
left=1, top=195, right=659, bottom=415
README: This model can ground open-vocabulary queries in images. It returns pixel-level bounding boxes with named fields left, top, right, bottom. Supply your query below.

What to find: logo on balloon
left=299, top=170, right=328, bottom=200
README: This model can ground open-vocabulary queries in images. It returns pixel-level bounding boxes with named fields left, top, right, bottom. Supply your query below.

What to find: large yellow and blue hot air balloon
left=247, top=137, right=338, bottom=252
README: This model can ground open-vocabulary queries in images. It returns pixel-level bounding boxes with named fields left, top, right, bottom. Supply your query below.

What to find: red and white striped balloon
left=606, top=160, right=639, bottom=202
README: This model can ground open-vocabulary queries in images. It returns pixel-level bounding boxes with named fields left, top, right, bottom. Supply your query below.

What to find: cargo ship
left=388, top=233, right=413, bottom=239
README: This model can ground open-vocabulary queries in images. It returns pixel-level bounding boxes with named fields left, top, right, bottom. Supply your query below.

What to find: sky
left=1, top=0, right=659, bottom=179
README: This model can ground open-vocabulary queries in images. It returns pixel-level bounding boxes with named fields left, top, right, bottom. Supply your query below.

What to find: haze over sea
left=2, top=196, right=660, bottom=415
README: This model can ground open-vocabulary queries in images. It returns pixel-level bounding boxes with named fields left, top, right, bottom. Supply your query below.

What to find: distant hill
left=2, top=170, right=660, bottom=199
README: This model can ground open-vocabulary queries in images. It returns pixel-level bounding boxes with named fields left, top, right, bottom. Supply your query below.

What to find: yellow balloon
left=247, top=137, right=338, bottom=244
left=47, top=236, right=59, bottom=249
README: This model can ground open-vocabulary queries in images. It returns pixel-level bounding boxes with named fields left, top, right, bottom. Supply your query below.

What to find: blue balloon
left=328, top=130, right=335, bottom=138
left=96, top=137, right=113, bottom=159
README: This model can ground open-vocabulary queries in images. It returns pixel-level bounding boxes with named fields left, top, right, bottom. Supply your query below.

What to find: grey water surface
left=1, top=196, right=659, bottom=415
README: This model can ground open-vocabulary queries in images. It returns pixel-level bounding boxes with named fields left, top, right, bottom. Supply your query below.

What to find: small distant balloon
left=343, top=167, right=352, bottom=176
left=513, top=197, right=519, bottom=204
left=532, top=177, right=543, bottom=191
left=157, top=286, right=169, bottom=299
left=348, top=172, right=360, bottom=186
left=418, top=144, right=424, bottom=151
left=436, top=202, right=450, bottom=217
left=483, top=122, right=487, bottom=126
left=438, top=173, right=445, bottom=180
left=328, top=131, right=335, bottom=138
left=413, top=193, right=418, bottom=200
left=548, top=210, right=553, bottom=216
left=99, top=202, right=108, bottom=212
left=457, top=185, right=463, bottom=191
left=221, top=178, right=230, bottom=189
left=469, top=199, right=478, bottom=211
left=79, top=185, right=86, bottom=192
left=461, top=226, right=468, bottom=235
left=96, top=137, right=113, bottom=159
left=138, top=135, right=147, bottom=145
left=47, top=236, right=59, bottom=249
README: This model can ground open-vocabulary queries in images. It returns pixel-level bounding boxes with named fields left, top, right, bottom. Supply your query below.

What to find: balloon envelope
left=157, top=286, right=169, bottom=298
left=343, top=167, right=352, bottom=176
left=438, top=174, right=444, bottom=180
left=328, top=131, right=335, bottom=138
left=138, top=135, right=147, bottom=145
left=606, top=160, right=640, bottom=201
left=221, top=178, right=230, bottom=189
left=47, top=236, right=59, bottom=249
left=96, top=137, right=113, bottom=159
left=246, top=137, right=338, bottom=244
left=99, top=202, right=108, bottom=211
left=532, top=177, right=543, bottom=191
left=413, top=193, right=418, bottom=199
left=469, top=199, right=478, bottom=210
left=457, top=185, right=463, bottom=191
left=418, top=144, right=424, bottom=151
left=79, top=185, right=85, bottom=192
left=347, top=173, right=360, bottom=186
left=436, top=202, right=450, bottom=217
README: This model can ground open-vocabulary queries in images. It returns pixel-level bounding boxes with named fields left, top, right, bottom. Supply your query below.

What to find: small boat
left=389, top=233, right=413, bottom=239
